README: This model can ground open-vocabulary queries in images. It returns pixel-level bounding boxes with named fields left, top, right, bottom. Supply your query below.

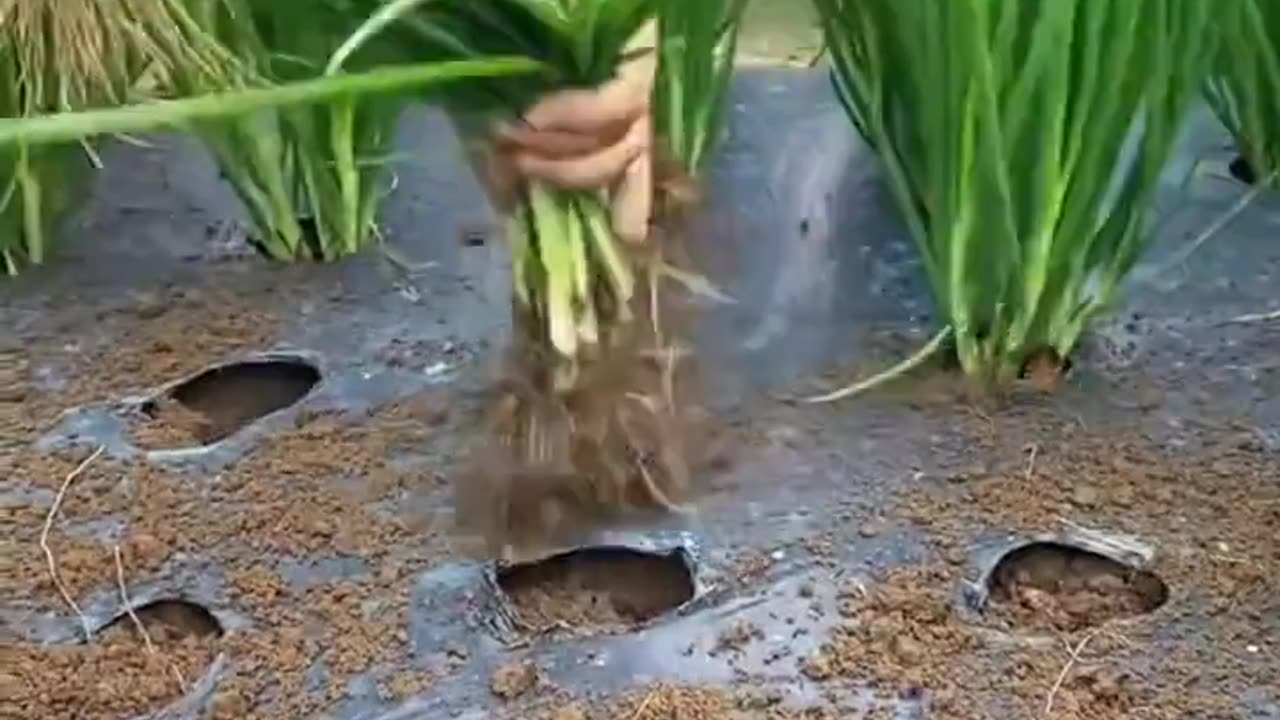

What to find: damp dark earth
left=3, top=61, right=1280, bottom=720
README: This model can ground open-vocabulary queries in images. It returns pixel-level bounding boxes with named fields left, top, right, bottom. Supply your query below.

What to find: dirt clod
left=713, top=620, right=764, bottom=654
left=491, top=661, right=540, bottom=700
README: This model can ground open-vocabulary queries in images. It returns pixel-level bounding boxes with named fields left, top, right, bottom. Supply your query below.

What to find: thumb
left=611, top=117, right=653, bottom=245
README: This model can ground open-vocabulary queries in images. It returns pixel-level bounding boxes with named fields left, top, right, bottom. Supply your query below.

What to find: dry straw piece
left=39, top=445, right=104, bottom=642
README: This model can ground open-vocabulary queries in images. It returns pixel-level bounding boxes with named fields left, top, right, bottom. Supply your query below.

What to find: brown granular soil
left=5, top=283, right=1278, bottom=720
left=986, top=542, right=1169, bottom=633
left=4, top=405, right=443, bottom=719
left=797, top=406, right=1279, bottom=720
left=497, top=549, right=695, bottom=632
left=0, top=288, right=279, bottom=455
left=491, top=660, right=541, bottom=700
left=1, top=287, right=448, bottom=720
left=525, top=684, right=838, bottom=719
left=800, top=563, right=1163, bottom=719
left=130, top=397, right=215, bottom=450
left=2, top=603, right=221, bottom=720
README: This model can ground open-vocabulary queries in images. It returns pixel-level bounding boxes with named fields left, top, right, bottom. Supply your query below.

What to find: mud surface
left=1, top=72, right=1279, bottom=720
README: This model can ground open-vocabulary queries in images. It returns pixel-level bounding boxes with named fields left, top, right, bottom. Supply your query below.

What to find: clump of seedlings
left=177, top=0, right=436, bottom=261
left=0, top=19, right=543, bottom=240
left=0, top=0, right=235, bottom=274
left=811, top=0, right=1214, bottom=394
left=1205, top=0, right=1280, bottom=187
left=336, top=0, right=744, bottom=550
left=0, top=2, right=539, bottom=266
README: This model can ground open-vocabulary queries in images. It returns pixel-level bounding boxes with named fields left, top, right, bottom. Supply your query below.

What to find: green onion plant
left=1205, top=0, right=1280, bottom=188
left=811, top=0, right=1213, bottom=393
left=655, top=0, right=749, bottom=180
left=0, top=0, right=235, bottom=274
left=0, top=54, right=542, bottom=269
left=179, top=0, right=433, bottom=261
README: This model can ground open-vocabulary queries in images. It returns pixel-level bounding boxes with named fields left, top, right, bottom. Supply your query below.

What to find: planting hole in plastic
left=1229, top=156, right=1258, bottom=186
left=101, top=599, right=223, bottom=642
left=140, top=358, right=320, bottom=446
left=497, top=547, right=694, bottom=631
left=987, top=542, right=1168, bottom=631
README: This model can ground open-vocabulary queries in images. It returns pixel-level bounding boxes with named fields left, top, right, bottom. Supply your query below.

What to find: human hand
left=494, top=51, right=656, bottom=244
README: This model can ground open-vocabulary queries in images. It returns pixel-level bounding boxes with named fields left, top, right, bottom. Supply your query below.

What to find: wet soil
left=988, top=542, right=1169, bottom=633
left=132, top=358, right=321, bottom=448
left=2, top=285, right=452, bottom=719
left=498, top=548, right=695, bottom=632
left=131, top=396, right=215, bottom=449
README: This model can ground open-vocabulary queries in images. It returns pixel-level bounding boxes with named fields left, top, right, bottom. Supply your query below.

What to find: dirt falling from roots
left=456, top=269, right=717, bottom=556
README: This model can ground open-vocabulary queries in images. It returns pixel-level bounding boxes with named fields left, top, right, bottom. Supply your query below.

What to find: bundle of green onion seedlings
left=0, top=0, right=236, bottom=274
left=1205, top=0, right=1280, bottom=188
left=333, top=0, right=749, bottom=550
left=336, top=0, right=657, bottom=379
left=810, top=0, right=1212, bottom=396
